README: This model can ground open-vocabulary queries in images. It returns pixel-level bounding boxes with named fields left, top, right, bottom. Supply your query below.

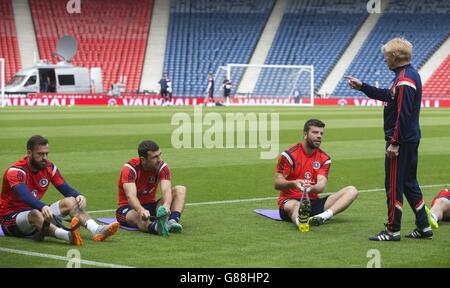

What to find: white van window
left=7, top=75, right=26, bottom=86
left=58, top=75, right=75, bottom=86
left=25, top=76, right=37, bottom=86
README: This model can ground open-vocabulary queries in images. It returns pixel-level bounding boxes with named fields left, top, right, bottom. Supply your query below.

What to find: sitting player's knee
left=61, top=197, right=78, bottom=212
left=28, top=209, right=43, bottom=220
left=27, top=209, right=44, bottom=226
left=346, top=186, right=358, bottom=199
left=173, top=185, right=187, bottom=197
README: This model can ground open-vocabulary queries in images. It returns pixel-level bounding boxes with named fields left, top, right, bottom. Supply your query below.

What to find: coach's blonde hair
left=381, top=37, right=413, bottom=62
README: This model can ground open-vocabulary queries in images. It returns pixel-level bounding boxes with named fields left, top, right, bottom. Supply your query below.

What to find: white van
left=5, top=61, right=103, bottom=94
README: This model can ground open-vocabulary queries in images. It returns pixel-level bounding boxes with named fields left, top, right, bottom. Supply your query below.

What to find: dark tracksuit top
left=360, top=63, right=421, bottom=145
left=359, top=63, right=428, bottom=232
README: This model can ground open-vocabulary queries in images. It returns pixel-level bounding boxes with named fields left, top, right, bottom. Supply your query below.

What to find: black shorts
left=279, top=196, right=329, bottom=222
left=160, top=89, right=168, bottom=97
left=0, top=209, right=36, bottom=237
left=115, top=199, right=160, bottom=227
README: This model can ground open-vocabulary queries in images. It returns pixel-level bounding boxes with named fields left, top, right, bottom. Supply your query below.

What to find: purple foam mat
left=0, top=226, right=4, bottom=237
left=254, top=209, right=282, bottom=221
left=96, top=218, right=138, bottom=231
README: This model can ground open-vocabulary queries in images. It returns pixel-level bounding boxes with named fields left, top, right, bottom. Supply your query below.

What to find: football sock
left=55, top=228, right=70, bottom=242
left=148, top=222, right=159, bottom=235
left=430, top=211, right=439, bottom=223
left=317, top=209, right=333, bottom=221
left=86, top=219, right=100, bottom=234
left=169, top=211, right=181, bottom=223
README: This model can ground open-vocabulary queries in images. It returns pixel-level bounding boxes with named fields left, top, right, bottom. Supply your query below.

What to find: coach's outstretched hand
left=344, top=75, right=362, bottom=90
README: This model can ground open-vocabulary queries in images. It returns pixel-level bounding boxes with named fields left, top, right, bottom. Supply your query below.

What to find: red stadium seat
left=29, top=0, right=154, bottom=92
left=0, top=0, right=22, bottom=82
left=423, top=55, right=450, bottom=99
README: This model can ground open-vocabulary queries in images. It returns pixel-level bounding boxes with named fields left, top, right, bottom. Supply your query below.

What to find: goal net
left=214, top=64, right=314, bottom=106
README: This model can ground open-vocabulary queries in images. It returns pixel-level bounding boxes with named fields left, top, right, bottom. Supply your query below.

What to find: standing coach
left=346, top=37, right=432, bottom=241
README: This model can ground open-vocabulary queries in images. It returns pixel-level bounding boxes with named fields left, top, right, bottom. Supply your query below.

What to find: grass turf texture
left=0, top=106, right=449, bottom=268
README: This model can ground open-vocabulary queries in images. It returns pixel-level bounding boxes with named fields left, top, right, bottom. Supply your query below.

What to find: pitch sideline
left=0, top=183, right=446, bottom=267
left=0, top=247, right=134, bottom=268
left=87, top=183, right=449, bottom=214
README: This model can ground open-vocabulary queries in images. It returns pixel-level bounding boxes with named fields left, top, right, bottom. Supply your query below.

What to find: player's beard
left=306, top=137, right=321, bottom=150
left=30, top=157, right=47, bottom=170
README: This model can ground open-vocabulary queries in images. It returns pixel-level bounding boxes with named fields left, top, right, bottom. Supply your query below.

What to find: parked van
left=5, top=61, right=103, bottom=94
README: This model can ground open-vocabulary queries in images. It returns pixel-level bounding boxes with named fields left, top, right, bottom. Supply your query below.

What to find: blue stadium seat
left=254, top=0, right=368, bottom=98
left=333, top=0, right=450, bottom=98
left=163, top=0, right=275, bottom=97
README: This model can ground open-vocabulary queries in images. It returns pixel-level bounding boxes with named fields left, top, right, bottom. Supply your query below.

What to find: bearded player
left=0, top=135, right=119, bottom=245
left=274, top=119, right=358, bottom=231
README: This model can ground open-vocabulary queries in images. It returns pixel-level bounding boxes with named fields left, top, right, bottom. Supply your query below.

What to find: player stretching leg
left=425, top=188, right=450, bottom=229
left=0, top=135, right=119, bottom=246
left=116, top=140, right=185, bottom=236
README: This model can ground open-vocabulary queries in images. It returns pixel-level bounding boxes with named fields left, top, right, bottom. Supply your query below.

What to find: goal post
left=213, top=63, right=314, bottom=106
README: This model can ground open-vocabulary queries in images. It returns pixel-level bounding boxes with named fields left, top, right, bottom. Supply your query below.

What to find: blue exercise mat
left=254, top=209, right=282, bottom=221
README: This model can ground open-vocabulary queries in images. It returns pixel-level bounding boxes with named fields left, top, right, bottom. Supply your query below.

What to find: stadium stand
left=163, top=0, right=275, bottom=97
left=0, top=0, right=21, bottom=83
left=253, top=0, right=368, bottom=98
left=29, top=0, right=153, bottom=92
left=423, top=54, right=450, bottom=98
left=333, top=0, right=450, bottom=98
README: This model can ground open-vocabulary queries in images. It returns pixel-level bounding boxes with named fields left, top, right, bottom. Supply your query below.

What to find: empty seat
left=0, top=0, right=22, bottom=82
left=333, top=0, right=450, bottom=98
left=29, top=0, right=154, bottom=92
left=423, top=54, right=450, bottom=98
left=163, top=0, right=275, bottom=97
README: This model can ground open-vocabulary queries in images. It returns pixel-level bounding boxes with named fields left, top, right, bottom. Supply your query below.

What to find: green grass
left=0, top=106, right=449, bottom=268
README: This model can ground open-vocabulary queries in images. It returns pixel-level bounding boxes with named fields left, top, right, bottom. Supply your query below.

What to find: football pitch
left=0, top=105, right=449, bottom=268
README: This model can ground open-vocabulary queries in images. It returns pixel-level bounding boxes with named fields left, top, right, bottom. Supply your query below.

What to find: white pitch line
left=1, top=183, right=447, bottom=267
left=0, top=247, right=134, bottom=268
left=86, top=183, right=449, bottom=214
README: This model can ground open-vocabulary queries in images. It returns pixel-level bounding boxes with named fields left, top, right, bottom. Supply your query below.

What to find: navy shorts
left=279, top=196, right=329, bottom=222
left=0, top=209, right=36, bottom=237
left=115, top=200, right=160, bottom=227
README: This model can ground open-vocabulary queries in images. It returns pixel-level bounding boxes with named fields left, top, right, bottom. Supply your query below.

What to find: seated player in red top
left=274, top=119, right=358, bottom=232
left=0, top=135, right=119, bottom=246
left=425, top=188, right=450, bottom=229
left=116, top=140, right=186, bottom=236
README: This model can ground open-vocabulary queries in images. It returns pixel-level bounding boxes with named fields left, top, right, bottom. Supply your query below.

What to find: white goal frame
left=215, top=63, right=314, bottom=106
